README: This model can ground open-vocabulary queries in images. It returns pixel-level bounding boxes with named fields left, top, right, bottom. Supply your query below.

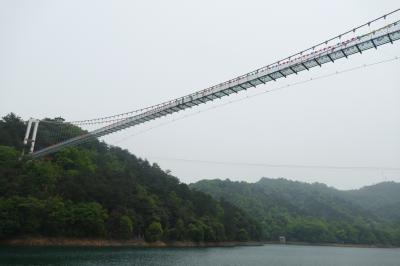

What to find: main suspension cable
left=38, top=9, right=400, bottom=127
left=111, top=56, right=400, bottom=145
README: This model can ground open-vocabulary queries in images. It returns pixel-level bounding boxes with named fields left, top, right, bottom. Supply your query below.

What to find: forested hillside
left=1, top=113, right=399, bottom=246
left=0, top=113, right=261, bottom=243
left=344, top=182, right=400, bottom=222
left=191, top=178, right=400, bottom=246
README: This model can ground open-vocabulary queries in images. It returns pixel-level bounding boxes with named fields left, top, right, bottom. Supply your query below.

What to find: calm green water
left=0, top=245, right=399, bottom=266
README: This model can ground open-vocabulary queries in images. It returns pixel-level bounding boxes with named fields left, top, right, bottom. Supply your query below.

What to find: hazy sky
left=1, top=0, right=399, bottom=189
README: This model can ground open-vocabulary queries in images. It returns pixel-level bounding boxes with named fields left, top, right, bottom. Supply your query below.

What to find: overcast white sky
left=1, top=0, right=399, bottom=189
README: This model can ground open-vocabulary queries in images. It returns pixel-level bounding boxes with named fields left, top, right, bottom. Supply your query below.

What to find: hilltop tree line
left=0, top=113, right=261, bottom=242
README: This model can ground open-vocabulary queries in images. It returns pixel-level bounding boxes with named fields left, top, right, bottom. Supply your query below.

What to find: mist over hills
left=191, top=177, right=400, bottom=244
left=344, top=181, right=400, bottom=221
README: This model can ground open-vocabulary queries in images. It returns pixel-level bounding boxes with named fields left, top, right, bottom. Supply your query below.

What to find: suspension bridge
left=23, top=9, right=400, bottom=159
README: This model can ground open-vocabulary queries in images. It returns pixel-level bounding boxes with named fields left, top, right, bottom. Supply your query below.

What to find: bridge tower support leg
left=21, top=118, right=40, bottom=156
left=23, top=119, right=33, bottom=145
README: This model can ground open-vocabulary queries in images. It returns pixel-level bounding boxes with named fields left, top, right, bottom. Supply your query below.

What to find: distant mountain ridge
left=191, top=178, right=400, bottom=245
left=344, top=181, right=400, bottom=221
left=344, top=181, right=400, bottom=208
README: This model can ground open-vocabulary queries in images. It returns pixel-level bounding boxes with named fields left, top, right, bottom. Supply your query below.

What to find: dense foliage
left=0, top=113, right=261, bottom=242
left=191, top=178, right=400, bottom=246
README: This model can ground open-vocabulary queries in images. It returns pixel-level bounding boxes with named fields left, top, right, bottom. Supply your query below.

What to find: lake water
left=0, top=244, right=399, bottom=266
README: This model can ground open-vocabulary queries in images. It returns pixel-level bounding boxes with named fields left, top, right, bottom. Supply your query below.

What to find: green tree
left=0, top=197, right=20, bottom=238
left=15, top=196, right=45, bottom=235
left=145, top=222, right=163, bottom=242
left=187, top=223, right=204, bottom=242
left=118, top=215, right=133, bottom=239
left=41, top=197, right=68, bottom=236
left=68, top=202, right=108, bottom=237
left=236, top=228, right=250, bottom=241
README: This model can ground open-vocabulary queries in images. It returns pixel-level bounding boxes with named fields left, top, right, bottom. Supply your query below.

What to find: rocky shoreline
left=263, top=241, right=399, bottom=249
left=0, top=237, right=263, bottom=247
left=1, top=238, right=398, bottom=248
